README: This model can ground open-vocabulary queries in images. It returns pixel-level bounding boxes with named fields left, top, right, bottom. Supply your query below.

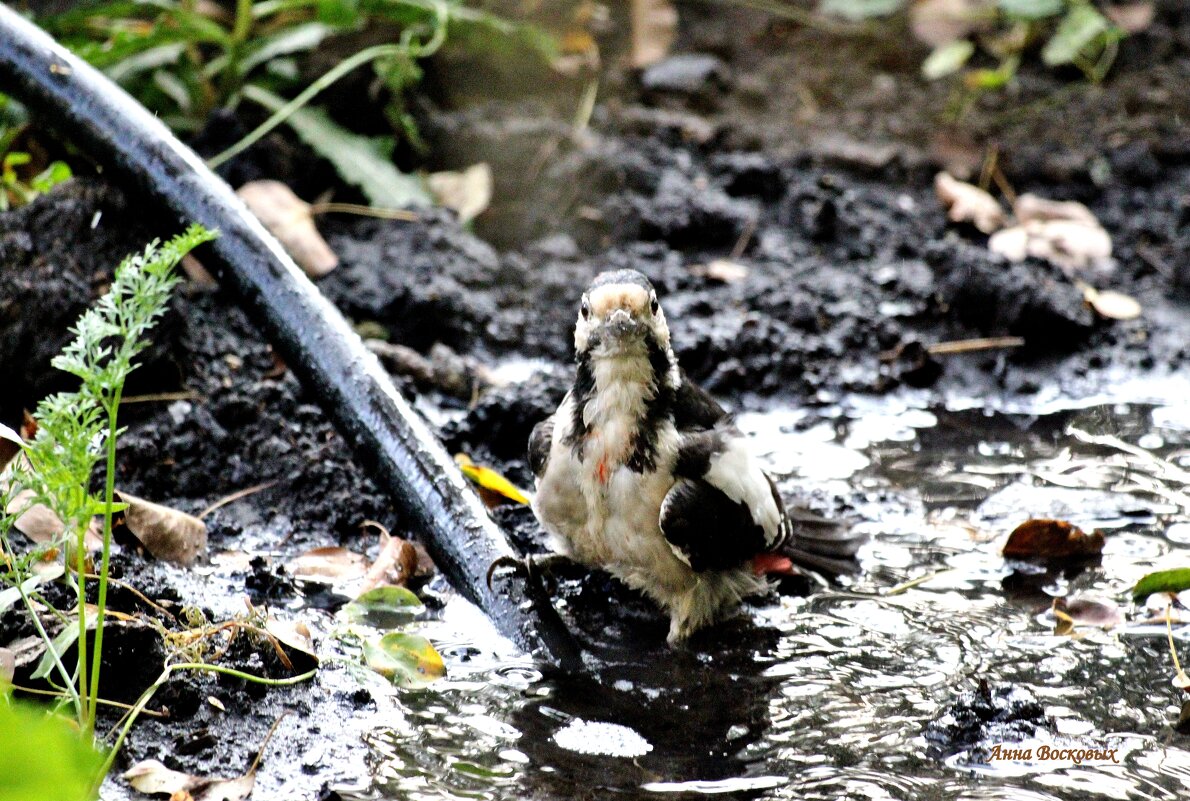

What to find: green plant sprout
left=2, top=224, right=217, bottom=738
left=38, top=0, right=555, bottom=207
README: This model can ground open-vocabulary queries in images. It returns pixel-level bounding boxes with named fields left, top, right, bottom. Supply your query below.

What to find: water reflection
left=347, top=399, right=1190, bottom=801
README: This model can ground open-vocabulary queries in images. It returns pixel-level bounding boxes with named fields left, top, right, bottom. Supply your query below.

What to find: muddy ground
left=1, top=1, right=1189, bottom=798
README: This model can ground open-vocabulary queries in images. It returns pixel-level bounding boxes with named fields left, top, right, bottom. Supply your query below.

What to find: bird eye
left=650, top=297, right=660, bottom=315
left=580, top=300, right=590, bottom=319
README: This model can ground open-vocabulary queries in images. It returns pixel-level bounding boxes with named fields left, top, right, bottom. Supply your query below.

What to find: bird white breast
left=532, top=355, right=692, bottom=599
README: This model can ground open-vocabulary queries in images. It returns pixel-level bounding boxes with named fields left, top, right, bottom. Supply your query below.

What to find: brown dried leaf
left=285, top=546, right=367, bottom=584
left=123, top=759, right=255, bottom=801
left=0, top=421, right=21, bottom=471
left=427, top=163, right=492, bottom=224
left=630, top=0, right=678, bottom=68
left=359, top=524, right=418, bottom=594
left=1003, top=518, right=1105, bottom=560
left=934, top=171, right=1006, bottom=234
left=1052, top=595, right=1123, bottom=635
left=115, top=491, right=207, bottom=566
left=910, top=0, right=993, bottom=48
left=5, top=489, right=103, bottom=551
left=1082, top=285, right=1142, bottom=321
left=237, top=180, right=338, bottom=278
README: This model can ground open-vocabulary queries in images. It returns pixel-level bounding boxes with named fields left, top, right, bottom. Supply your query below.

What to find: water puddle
left=344, top=395, right=1190, bottom=801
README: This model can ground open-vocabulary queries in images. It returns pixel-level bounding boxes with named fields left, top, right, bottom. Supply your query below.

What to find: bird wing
left=672, top=369, right=728, bottom=431
left=528, top=417, right=554, bottom=480
left=659, top=429, right=790, bottom=572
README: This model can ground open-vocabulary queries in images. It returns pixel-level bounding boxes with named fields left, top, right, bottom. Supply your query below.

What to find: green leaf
left=1042, top=5, right=1112, bottom=66
left=31, top=161, right=73, bottom=194
left=818, top=0, right=903, bottom=21
left=922, top=40, right=975, bottom=80
left=1132, top=568, right=1190, bottom=602
left=344, top=586, right=424, bottom=627
left=362, top=632, right=445, bottom=686
left=244, top=85, right=431, bottom=208
left=239, top=22, right=338, bottom=74
left=998, top=0, right=1062, bottom=20
left=0, top=701, right=105, bottom=801
left=31, top=620, right=85, bottom=681
left=318, top=0, right=360, bottom=26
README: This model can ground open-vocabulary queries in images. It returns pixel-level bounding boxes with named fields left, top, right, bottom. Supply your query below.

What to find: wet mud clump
left=925, top=681, right=1054, bottom=762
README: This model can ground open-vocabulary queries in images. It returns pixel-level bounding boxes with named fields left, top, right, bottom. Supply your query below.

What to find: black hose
left=0, top=6, right=583, bottom=671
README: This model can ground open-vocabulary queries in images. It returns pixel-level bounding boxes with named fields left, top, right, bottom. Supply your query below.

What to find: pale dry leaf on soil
left=0, top=646, right=14, bottom=684
left=123, top=759, right=256, bottom=801
left=934, top=171, right=1006, bottom=233
left=264, top=616, right=318, bottom=667
left=426, top=163, right=493, bottom=224
left=4, top=489, right=103, bottom=551
left=910, top=0, right=994, bottom=48
left=115, top=491, right=208, bottom=566
left=1013, top=193, right=1100, bottom=227
left=237, top=179, right=338, bottom=278
left=1080, top=284, right=1142, bottom=321
left=989, top=219, right=1113, bottom=273
left=691, top=259, right=749, bottom=284
left=1051, top=595, right=1124, bottom=636
left=285, top=546, right=368, bottom=584
left=1105, top=2, right=1155, bottom=33
left=630, top=0, right=678, bottom=68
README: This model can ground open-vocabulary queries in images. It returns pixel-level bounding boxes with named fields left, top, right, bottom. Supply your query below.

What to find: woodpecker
left=528, top=269, right=856, bottom=643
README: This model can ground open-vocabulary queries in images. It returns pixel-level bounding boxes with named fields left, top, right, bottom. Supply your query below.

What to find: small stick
left=198, top=480, right=279, bottom=520
left=307, top=202, right=418, bottom=221
left=120, top=391, right=199, bottom=405
left=927, top=336, right=1025, bottom=356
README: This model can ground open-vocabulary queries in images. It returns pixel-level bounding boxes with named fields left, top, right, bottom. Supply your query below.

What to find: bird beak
left=603, top=307, right=645, bottom=340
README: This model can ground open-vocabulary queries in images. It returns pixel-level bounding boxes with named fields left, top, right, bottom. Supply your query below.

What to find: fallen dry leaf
left=691, top=259, right=749, bottom=284
left=630, top=0, right=678, bottom=68
left=1013, top=193, right=1100, bottom=227
left=989, top=219, right=1112, bottom=273
left=1003, top=518, right=1105, bottom=560
left=1106, top=2, right=1154, bottom=33
left=910, top=0, right=992, bottom=48
left=264, top=616, right=318, bottom=669
left=1081, top=284, right=1142, bottom=321
left=1052, top=595, right=1124, bottom=635
left=934, top=171, right=1006, bottom=234
left=237, top=180, right=338, bottom=278
left=5, top=490, right=103, bottom=551
left=427, top=163, right=492, bottom=224
left=115, top=491, right=207, bottom=566
left=0, top=421, right=20, bottom=471
left=359, top=522, right=419, bottom=594
left=285, top=546, right=368, bottom=584
left=0, top=646, right=14, bottom=685
left=123, top=759, right=255, bottom=801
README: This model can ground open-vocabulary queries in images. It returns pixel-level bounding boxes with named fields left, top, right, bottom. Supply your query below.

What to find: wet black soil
left=2, top=1, right=1189, bottom=798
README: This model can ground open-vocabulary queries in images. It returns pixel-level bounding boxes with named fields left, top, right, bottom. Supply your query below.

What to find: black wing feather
left=660, top=478, right=767, bottom=572
left=673, top=370, right=727, bottom=431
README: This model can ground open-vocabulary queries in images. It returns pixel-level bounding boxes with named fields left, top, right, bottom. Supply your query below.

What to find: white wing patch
left=703, top=438, right=782, bottom=545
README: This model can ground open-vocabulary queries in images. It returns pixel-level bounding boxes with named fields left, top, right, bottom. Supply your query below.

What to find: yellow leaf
left=454, top=454, right=530, bottom=506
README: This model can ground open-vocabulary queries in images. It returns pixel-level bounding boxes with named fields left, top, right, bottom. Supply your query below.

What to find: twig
left=308, top=202, right=418, bottom=221
left=198, top=480, right=279, bottom=520
left=120, top=391, right=199, bottom=405
left=927, top=336, right=1025, bottom=356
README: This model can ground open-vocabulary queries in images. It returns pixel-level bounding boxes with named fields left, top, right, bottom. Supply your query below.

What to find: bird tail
left=778, top=509, right=866, bottom=577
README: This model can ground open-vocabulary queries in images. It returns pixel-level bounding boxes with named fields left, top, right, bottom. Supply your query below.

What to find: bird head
left=574, top=269, right=671, bottom=357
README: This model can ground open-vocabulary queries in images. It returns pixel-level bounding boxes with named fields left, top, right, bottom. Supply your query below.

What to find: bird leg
left=486, top=553, right=578, bottom=592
